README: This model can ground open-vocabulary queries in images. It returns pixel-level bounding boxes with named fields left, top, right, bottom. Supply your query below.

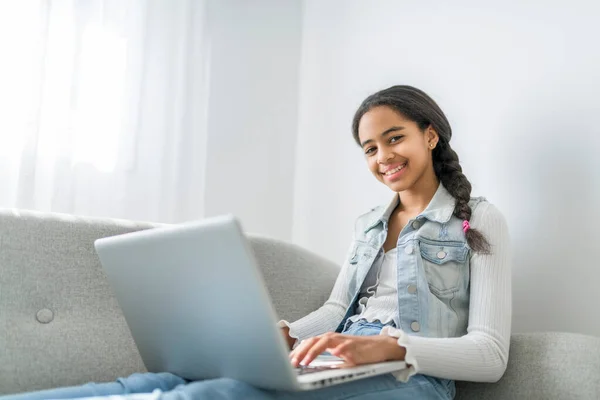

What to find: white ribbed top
left=279, top=202, right=512, bottom=383
left=349, top=247, right=398, bottom=325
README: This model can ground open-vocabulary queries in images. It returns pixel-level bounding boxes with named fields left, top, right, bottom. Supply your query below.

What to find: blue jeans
left=2, top=320, right=455, bottom=400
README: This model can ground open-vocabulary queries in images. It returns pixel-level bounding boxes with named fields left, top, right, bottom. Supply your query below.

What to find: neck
left=397, top=170, right=439, bottom=214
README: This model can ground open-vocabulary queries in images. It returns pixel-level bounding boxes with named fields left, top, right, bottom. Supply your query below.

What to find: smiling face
left=357, top=106, right=439, bottom=193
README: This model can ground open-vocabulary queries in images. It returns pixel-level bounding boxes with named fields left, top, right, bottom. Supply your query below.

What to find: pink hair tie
left=462, top=220, right=470, bottom=234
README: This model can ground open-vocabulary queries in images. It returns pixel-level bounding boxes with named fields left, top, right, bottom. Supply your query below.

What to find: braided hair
left=351, top=85, right=490, bottom=254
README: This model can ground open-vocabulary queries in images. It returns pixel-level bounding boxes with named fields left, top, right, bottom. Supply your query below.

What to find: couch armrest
left=456, top=332, right=600, bottom=400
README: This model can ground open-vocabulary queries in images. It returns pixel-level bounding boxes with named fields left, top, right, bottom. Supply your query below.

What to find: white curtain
left=0, top=0, right=208, bottom=223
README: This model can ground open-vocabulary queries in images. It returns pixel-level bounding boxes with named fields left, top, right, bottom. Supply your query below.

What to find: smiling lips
left=381, top=163, right=407, bottom=177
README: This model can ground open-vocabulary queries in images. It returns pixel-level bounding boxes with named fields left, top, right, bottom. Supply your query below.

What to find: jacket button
left=407, top=284, right=417, bottom=294
left=436, top=251, right=447, bottom=259
left=404, top=246, right=413, bottom=255
left=410, top=321, right=421, bottom=332
left=36, top=308, right=54, bottom=324
left=411, top=220, right=420, bottom=229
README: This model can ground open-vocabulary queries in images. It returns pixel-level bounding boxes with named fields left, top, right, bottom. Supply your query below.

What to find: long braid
left=434, top=140, right=491, bottom=254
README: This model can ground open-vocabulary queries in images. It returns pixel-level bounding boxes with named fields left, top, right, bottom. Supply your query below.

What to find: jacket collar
left=364, top=184, right=456, bottom=233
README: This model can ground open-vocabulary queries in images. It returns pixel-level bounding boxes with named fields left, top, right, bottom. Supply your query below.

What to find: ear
left=426, top=126, right=439, bottom=148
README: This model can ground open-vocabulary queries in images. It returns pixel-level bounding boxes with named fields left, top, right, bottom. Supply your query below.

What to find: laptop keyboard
left=295, top=365, right=339, bottom=375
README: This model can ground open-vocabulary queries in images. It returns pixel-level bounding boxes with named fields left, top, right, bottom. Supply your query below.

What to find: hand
left=280, top=326, right=297, bottom=350
left=289, top=332, right=406, bottom=367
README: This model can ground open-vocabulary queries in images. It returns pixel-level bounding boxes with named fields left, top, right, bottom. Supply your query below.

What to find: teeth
left=384, top=164, right=405, bottom=175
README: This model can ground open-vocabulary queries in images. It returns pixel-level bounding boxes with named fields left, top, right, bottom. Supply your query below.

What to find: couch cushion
left=0, top=210, right=159, bottom=394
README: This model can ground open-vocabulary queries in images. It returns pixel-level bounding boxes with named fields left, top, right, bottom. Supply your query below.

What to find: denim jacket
left=334, top=184, right=485, bottom=339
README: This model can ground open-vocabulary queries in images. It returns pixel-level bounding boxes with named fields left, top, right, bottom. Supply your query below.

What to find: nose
left=377, top=147, right=394, bottom=164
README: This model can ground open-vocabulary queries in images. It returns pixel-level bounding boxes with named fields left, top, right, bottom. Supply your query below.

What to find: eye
left=364, top=146, right=376, bottom=155
left=389, top=135, right=404, bottom=144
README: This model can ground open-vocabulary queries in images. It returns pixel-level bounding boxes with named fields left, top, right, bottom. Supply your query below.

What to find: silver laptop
left=94, top=215, right=406, bottom=391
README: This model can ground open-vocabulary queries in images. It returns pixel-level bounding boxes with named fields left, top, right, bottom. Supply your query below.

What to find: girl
left=3, top=85, right=511, bottom=400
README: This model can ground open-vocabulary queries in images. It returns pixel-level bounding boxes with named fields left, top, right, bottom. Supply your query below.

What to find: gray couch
left=1, top=209, right=599, bottom=399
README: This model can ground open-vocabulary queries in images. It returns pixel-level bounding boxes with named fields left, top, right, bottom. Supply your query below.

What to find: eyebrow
left=360, top=126, right=405, bottom=147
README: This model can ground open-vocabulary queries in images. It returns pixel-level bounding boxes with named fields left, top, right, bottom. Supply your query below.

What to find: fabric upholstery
left=455, top=332, right=600, bottom=399
left=0, top=209, right=339, bottom=394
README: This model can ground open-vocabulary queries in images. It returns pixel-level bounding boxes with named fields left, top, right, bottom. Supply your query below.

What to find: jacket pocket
left=346, top=241, right=378, bottom=297
left=418, top=238, right=468, bottom=295
left=348, top=241, right=377, bottom=265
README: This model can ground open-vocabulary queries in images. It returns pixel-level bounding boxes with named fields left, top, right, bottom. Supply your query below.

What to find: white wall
left=293, top=0, right=600, bottom=336
left=203, top=0, right=302, bottom=241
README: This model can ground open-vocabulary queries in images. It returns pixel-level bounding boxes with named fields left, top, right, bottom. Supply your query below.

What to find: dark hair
left=352, top=85, right=490, bottom=254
